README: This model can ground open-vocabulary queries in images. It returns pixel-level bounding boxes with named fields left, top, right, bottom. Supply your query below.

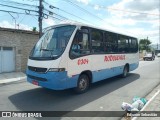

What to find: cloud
left=0, top=21, right=13, bottom=28
left=77, top=0, right=91, bottom=5
left=103, top=17, right=136, bottom=27
left=59, top=20, right=77, bottom=24
left=94, top=5, right=100, bottom=10
left=124, top=0, right=159, bottom=11
left=100, top=23, right=159, bottom=44
left=18, top=24, right=32, bottom=30
left=108, top=0, right=159, bottom=19
left=109, top=0, right=159, bottom=11
left=99, top=22, right=137, bottom=37
left=43, top=18, right=56, bottom=26
left=127, top=28, right=159, bottom=38
left=105, top=0, right=159, bottom=44
left=0, top=20, right=31, bottom=30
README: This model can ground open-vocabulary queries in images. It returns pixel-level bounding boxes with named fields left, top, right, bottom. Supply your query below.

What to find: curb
left=0, top=76, right=26, bottom=85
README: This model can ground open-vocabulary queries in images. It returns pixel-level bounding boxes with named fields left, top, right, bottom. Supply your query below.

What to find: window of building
left=3, top=47, right=13, bottom=51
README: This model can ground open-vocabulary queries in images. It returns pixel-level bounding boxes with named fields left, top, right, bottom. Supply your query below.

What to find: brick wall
left=0, top=28, right=39, bottom=72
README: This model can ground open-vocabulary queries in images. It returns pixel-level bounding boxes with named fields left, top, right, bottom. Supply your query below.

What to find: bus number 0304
left=77, top=59, right=89, bottom=65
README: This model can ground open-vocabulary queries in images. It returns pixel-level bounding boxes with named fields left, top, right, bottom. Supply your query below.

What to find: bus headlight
left=48, top=68, right=65, bottom=72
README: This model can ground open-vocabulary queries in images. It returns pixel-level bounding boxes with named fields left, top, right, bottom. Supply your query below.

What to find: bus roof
left=44, top=22, right=137, bottom=39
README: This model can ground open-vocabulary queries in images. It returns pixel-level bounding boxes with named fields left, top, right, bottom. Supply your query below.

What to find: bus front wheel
left=74, top=74, right=89, bottom=94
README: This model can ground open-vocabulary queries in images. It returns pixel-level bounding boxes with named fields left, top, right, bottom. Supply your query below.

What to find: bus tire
left=121, top=65, right=128, bottom=78
left=74, top=74, right=89, bottom=94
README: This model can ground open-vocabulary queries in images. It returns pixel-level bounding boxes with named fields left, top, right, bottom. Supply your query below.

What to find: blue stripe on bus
left=26, top=62, right=138, bottom=90
left=92, top=62, right=139, bottom=83
left=130, top=62, right=139, bottom=71
left=92, top=66, right=124, bottom=82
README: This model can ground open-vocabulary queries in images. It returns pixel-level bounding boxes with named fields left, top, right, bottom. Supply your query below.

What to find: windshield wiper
left=40, top=48, right=54, bottom=51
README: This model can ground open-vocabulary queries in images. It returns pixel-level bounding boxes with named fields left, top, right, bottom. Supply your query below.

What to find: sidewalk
left=0, top=72, right=26, bottom=84
left=138, top=92, right=160, bottom=120
left=122, top=84, right=160, bottom=120
left=135, top=85, right=160, bottom=120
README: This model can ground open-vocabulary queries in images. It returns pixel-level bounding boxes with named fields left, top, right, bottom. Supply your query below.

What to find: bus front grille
left=28, top=66, right=47, bottom=73
left=27, top=75, right=47, bottom=81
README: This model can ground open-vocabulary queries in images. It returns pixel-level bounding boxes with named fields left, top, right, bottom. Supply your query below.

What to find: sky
left=0, top=0, right=159, bottom=44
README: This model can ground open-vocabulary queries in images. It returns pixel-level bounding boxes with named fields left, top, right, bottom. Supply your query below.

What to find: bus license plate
left=32, top=80, right=39, bottom=86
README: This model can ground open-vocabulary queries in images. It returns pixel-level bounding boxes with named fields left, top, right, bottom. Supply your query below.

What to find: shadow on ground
left=9, top=73, right=140, bottom=120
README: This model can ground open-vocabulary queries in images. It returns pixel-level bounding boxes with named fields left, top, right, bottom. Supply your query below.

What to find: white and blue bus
left=26, top=22, right=139, bottom=93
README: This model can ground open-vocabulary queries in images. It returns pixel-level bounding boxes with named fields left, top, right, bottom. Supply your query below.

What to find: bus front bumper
left=26, top=69, right=78, bottom=90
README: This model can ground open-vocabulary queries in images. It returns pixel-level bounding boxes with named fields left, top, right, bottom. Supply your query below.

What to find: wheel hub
left=79, top=79, right=87, bottom=90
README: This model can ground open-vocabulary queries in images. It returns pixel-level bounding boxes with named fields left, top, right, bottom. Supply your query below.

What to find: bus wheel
left=74, top=74, right=89, bottom=94
left=122, top=65, right=128, bottom=78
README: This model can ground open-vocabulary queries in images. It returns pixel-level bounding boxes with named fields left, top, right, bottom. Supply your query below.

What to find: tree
left=139, top=37, right=152, bottom=52
left=32, top=27, right=37, bottom=32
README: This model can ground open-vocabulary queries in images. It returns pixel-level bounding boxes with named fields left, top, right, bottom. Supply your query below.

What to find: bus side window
left=118, top=35, right=129, bottom=53
left=81, top=33, right=90, bottom=54
left=129, top=38, right=138, bottom=53
left=104, top=32, right=118, bottom=53
left=70, top=31, right=90, bottom=58
left=91, top=29, right=104, bottom=54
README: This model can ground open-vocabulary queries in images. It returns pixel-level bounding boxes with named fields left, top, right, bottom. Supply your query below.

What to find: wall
left=0, top=28, right=39, bottom=72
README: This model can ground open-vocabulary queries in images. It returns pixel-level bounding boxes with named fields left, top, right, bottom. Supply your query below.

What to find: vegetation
left=139, top=37, right=152, bottom=52
left=32, top=27, right=37, bottom=32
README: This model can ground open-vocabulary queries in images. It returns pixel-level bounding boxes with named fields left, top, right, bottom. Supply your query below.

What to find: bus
left=26, top=22, right=139, bottom=93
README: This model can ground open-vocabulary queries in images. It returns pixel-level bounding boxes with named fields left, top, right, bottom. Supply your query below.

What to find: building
left=150, top=44, right=160, bottom=55
left=0, top=27, right=39, bottom=73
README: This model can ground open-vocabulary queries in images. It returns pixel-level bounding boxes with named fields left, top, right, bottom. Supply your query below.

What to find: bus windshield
left=30, top=25, right=76, bottom=60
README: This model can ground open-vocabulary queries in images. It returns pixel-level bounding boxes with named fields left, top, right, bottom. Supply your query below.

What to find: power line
left=0, top=0, right=65, bottom=35
left=43, top=8, right=68, bottom=20
left=43, top=9, right=78, bottom=23
left=31, top=15, right=38, bottom=21
left=0, top=3, right=38, bottom=13
left=75, top=0, right=159, bottom=16
left=44, top=7, right=91, bottom=23
left=8, top=12, right=17, bottom=29
left=55, top=8, right=92, bottom=23
left=43, top=1, right=95, bottom=24
left=1, top=0, right=38, bottom=8
left=18, top=14, right=26, bottom=24
left=107, top=7, right=159, bottom=16
left=0, top=9, right=38, bottom=29
left=0, top=9, right=38, bottom=16
left=47, top=15, right=67, bottom=21
left=63, top=0, right=104, bottom=21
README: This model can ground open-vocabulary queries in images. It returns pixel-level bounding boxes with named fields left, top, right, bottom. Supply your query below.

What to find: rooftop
left=0, top=27, right=39, bottom=35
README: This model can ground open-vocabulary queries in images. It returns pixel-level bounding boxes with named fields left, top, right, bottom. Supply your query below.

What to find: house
left=0, top=27, right=39, bottom=73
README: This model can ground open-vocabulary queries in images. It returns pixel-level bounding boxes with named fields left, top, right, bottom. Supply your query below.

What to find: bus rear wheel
left=121, top=65, right=129, bottom=78
left=74, top=74, right=89, bottom=94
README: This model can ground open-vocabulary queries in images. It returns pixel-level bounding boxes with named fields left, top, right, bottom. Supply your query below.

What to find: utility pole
left=39, top=0, right=43, bottom=38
